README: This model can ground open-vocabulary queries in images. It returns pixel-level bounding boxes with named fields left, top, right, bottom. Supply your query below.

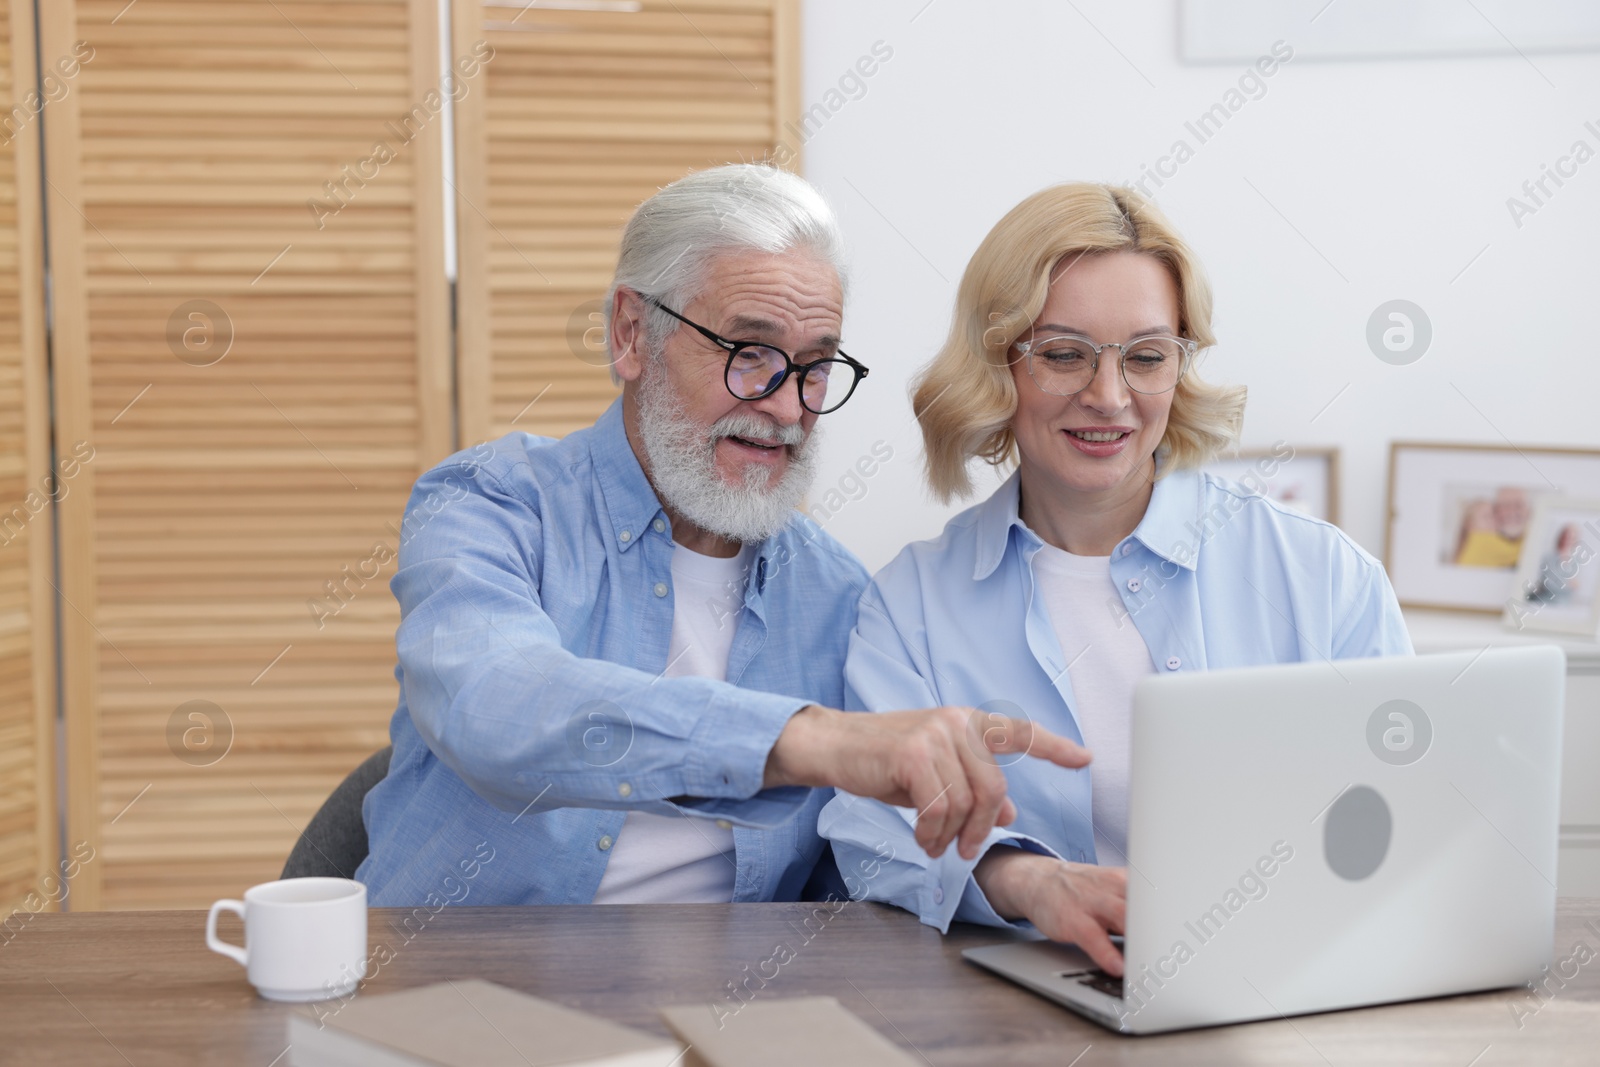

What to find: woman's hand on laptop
left=765, top=705, right=1092, bottom=861
left=974, top=849, right=1127, bottom=977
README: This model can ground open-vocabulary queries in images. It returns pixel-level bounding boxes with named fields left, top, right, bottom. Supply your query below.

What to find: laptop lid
left=967, top=646, right=1564, bottom=1035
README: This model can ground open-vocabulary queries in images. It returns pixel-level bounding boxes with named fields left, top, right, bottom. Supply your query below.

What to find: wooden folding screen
left=14, top=0, right=798, bottom=911
left=39, top=0, right=451, bottom=909
left=452, top=0, right=802, bottom=444
left=0, top=0, right=58, bottom=918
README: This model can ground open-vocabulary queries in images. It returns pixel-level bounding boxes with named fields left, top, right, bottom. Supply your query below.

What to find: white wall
left=799, top=0, right=1600, bottom=573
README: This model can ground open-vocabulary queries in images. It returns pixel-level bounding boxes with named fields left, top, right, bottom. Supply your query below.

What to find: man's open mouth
left=726, top=435, right=783, bottom=451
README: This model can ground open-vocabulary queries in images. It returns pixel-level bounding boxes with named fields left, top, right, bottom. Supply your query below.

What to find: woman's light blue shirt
left=819, top=467, right=1413, bottom=932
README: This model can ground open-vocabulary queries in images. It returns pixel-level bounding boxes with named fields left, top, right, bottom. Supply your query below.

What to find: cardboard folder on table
left=287, top=979, right=681, bottom=1067
left=660, top=996, right=920, bottom=1067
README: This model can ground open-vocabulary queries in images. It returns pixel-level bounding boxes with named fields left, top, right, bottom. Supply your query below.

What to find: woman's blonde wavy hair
left=913, top=183, right=1246, bottom=502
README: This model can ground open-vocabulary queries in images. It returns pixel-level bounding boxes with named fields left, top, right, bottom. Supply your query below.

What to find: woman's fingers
left=1103, top=868, right=1129, bottom=933
left=1072, top=917, right=1126, bottom=977
left=1029, top=864, right=1129, bottom=976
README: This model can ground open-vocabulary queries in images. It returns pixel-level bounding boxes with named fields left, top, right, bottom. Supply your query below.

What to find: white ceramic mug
left=205, top=877, right=368, bottom=1002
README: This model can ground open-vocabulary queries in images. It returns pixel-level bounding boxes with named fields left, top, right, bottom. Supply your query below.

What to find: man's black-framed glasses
left=646, top=296, right=869, bottom=414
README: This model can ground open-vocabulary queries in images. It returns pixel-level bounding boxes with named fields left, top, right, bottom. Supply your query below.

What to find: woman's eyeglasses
left=1013, top=333, right=1196, bottom=397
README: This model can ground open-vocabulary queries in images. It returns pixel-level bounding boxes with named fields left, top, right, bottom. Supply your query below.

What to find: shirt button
left=933, top=886, right=945, bottom=905
left=597, top=835, right=613, bottom=851
left=653, top=582, right=668, bottom=598
left=715, top=819, right=732, bottom=830
left=617, top=783, right=632, bottom=798
left=1166, top=656, right=1181, bottom=670
left=1127, top=578, right=1141, bottom=592
left=653, top=519, right=666, bottom=534
left=1121, top=543, right=1134, bottom=557
left=619, top=529, right=631, bottom=543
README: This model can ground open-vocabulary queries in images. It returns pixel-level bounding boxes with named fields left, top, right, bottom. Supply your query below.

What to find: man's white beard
left=637, top=357, right=820, bottom=544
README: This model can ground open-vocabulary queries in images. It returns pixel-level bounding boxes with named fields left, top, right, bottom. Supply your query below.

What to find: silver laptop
left=964, top=646, right=1565, bottom=1034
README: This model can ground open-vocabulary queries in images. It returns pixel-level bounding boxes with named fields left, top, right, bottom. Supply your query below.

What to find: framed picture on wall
left=1205, top=445, right=1340, bottom=525
left=1385, top=442, right=1600, bottom=613
left=1504, top=496, right=1600, bottom=638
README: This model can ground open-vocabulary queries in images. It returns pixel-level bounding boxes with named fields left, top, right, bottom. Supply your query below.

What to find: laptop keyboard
left=1063, top=969, right=1124, bottom=999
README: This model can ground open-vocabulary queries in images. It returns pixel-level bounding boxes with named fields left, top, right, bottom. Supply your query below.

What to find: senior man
left=358, top=165, right=1090, bottom=907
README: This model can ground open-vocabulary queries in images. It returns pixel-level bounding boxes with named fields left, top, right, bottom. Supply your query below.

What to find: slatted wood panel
left=453, top=0, right=803, bottom=444
left=40, top=0, right=451, bottom=909
left=0, top=0, right=57, bottom=917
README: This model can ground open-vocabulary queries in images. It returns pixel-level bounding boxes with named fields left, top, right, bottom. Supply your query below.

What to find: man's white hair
left=604, top=164, right=848, bottom=379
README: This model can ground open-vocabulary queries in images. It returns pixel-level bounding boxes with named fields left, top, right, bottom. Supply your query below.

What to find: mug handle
left=205, top=899, right=248, bottom=968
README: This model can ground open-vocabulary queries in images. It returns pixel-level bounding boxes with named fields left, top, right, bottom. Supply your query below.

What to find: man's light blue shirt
left=358, top=399, right=868, bottom=906
left=819, top=466, right=1413, bottom=932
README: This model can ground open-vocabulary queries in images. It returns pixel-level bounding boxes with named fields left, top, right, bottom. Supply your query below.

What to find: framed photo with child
left=1503, top=495, right=1600, bottom=637
left=1384, top=442, right=1600, bottom=613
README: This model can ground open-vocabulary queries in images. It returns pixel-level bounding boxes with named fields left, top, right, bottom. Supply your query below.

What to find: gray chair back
left=280, top=746, right=392, bottom=880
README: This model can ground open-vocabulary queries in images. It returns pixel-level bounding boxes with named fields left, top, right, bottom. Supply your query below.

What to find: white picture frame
left=1179, top=0, right=1600, bottom=63
left=1503, top=496, right=1600, bottom=638
left=1385, top=442, right=1600, bottom=613
left=1205, top=445, right=1339, bottom=525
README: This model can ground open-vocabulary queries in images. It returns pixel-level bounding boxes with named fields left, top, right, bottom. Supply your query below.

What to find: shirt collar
left=970, top=459, right=1207, bottom=581
left=1133, top=462, right=1206, bottom=572
left=971, top=472, right=1028, bottom=581
left=589, top=398, right=666, bottom=554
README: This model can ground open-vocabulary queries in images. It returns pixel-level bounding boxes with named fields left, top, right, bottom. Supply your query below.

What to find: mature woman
left=819, top=183, right=1411, bottom=976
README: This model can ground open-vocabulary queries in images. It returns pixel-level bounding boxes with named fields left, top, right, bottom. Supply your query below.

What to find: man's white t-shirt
left=1031, top=543, right=1153, bottom=864
left=591, top=543, right=750, bottom=903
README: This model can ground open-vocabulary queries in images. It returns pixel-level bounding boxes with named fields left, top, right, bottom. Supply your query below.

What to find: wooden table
left=4, top=900, right=1598, bottom=1065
